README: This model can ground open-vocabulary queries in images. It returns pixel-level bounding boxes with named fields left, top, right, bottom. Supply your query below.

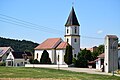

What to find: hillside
left=0, top=37, right=38, bottom=53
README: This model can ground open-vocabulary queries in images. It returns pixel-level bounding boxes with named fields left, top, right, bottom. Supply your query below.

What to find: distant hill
left=0, top=37, right=39, bottom=53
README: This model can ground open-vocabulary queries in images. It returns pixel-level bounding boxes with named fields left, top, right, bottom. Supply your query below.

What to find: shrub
left=64, top=45, right=73, bottom=65
left=40, top=50, right=52, bottom=64
left=0, top=62, right=6, bottom=66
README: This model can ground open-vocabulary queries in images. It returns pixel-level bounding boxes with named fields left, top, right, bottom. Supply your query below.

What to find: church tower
left=65, top=7, right=80, bottom=57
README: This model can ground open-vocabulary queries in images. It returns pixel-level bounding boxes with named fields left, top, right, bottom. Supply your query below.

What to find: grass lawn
left=0, top=67, right=120, bottom=80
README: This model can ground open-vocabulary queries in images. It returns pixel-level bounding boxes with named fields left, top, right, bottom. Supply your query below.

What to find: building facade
left=104, top=35, right=118, bottom=73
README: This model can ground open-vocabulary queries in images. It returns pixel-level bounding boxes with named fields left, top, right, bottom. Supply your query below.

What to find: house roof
left=106, top=35, right=118, bottom=39
left=0, top=47, right=13, bottom=57
left=65, top=7, right=80, bottom=27
left=12, top=52, right=32, bottom=59
left=97, top=53, right=104, bottom=58
left=35, top=38, right=62, bottom=50
left=56, top=42, right=68, bottom=49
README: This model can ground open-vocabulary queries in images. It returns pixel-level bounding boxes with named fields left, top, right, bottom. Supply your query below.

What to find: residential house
left=0, top=47, right=13, bottom=62
left=6, top=51, right=32, bottom=66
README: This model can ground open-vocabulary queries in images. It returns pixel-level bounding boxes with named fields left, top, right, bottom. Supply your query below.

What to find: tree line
left=0, top=37, right=38, bottom=53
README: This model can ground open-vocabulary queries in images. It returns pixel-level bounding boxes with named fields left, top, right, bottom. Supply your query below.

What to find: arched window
left=74, top=38, right=77, bottom=42
left=67, top=29, right=69, bottom=33
left=75, top=27, right=77, bottom=34
left=67, top=38, right=69, bottom=43
left=37, top=53, right=38, bottom=59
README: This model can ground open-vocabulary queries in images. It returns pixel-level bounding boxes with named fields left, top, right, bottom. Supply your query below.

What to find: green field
left=0, top=67, right=119, bottom=80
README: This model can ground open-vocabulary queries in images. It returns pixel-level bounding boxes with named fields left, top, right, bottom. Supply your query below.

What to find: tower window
left=67, top=38, right=69, bottom=43
left=74, top=38, right=77, bottom=42
left=67, top=29, right=69, bottom=33
left=75, top=27, right=77, bottom=34
left=74, top=54, right=76, bottom=57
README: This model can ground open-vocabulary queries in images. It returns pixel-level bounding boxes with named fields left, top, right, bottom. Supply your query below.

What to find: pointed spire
left=65, top=7, right=80, bottom=27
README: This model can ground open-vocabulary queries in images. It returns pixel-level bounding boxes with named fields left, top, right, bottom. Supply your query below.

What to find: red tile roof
left=97, top=53, right=104, bottom=58
left=56, top=42, right=68, bottom=49
left=35, top=38, right=62, bottom=50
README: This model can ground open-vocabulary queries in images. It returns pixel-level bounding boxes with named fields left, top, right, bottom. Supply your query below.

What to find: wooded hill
left=0, top=37, right=38, bottom=53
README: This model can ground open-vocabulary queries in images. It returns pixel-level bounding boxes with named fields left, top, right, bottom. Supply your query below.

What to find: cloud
left=97, top=30, right=103, bottom=34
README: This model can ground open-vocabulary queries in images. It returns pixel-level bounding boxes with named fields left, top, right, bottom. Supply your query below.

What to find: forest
left=0, top=37, right=38, bottom=53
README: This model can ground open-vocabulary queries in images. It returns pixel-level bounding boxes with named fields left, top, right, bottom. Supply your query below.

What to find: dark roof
left=106, top=35, right=118, bottom=39
left=12, top=52, right=24, bottom=58
left=65, top=7, right=80, bottom=27
left=25, top=52, right=32, bottom=56
left=12, top=52, right=32, bottom=59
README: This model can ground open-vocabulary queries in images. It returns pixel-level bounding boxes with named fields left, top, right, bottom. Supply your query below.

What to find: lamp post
left=112, top=39, right=119, bottom=76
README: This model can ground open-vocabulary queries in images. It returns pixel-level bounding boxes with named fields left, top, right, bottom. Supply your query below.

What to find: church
left=34, top=7, right=80, bottom=65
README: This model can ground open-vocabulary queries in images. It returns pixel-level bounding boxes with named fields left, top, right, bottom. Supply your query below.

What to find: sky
left=0, top=0, right=120, bottom=48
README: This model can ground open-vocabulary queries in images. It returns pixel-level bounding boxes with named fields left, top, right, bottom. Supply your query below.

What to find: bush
left=33, top=59, right=39, bottom=64
left=64, top=45, right=73, bottom=65
left=0, top=62, right=6, bottom=66
left=40, top=50, right=52, bottom=64
left=29, top=59, right=34, bottom=64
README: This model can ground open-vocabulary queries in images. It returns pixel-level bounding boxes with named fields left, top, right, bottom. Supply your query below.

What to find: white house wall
left=1, top=48, right=13, bottom=62
left=96, top=58, right=102, bottom=70
left=6, top=52, right=14, bottom=60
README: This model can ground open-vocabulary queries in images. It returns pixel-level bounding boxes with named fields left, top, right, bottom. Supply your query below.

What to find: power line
left=0, top=14, right=63, bottom=34
left=0, top=13, right=105, bottom=40
left=0, top=16, right=63, bottom=35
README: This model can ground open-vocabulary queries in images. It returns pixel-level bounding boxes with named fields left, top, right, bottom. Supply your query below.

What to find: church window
left=74, top=54, right=76, bottom=57
left=67, top=38, right=69, bottom=43
left=74, top=38, right=77, bottom=42
left=67, top=29, right=69, bottom=33
left=75, top=27, right=77, bottom=34
left=37, top=53, right=38, bottom=59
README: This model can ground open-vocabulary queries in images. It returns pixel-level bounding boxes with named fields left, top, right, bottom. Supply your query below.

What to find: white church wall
left=34, top=49, right=55, bottom=63
left=34, top=50, right=43, bottom=61
left=56, top=50, right=66, bottom=65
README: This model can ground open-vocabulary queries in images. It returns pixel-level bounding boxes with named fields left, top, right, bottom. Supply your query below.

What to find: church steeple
left=64, top=7, right=80, bottom=58
left=65, top=7, right=80, bottom=27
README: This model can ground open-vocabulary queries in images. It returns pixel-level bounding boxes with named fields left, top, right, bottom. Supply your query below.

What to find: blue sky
left=0, top=0, right=120, bottom=48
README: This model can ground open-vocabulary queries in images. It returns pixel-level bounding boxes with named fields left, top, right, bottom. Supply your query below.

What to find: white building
left=6, top=52, right=32, bottom=66
left=0, top=47, right=13, bottom=62
left=96, top=53, right=104, bottom=70
left=34, top=7, right=80, bottom=64
left=34, top=38, right=63, bottom=64
left=64, top=7, right=80, bottom=57
left=104, top=35, right=118, bottom=73
left=96, top=35, right=119, bottom=72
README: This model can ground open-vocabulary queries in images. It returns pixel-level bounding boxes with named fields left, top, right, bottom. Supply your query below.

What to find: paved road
left=52, top=67, right=120, bottom=77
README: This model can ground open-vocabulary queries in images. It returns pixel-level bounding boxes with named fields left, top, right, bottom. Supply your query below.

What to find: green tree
left=74, top=49, right=92, bottom=67
left=92, top=45, right=104, bottom=60
left=40, top=50, right=51, bottom=64
left=64, top=45, right=73, bottom=65
left=33, top=59, right=39, bottom=64
left=97, top=45, right=104, bottom=54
